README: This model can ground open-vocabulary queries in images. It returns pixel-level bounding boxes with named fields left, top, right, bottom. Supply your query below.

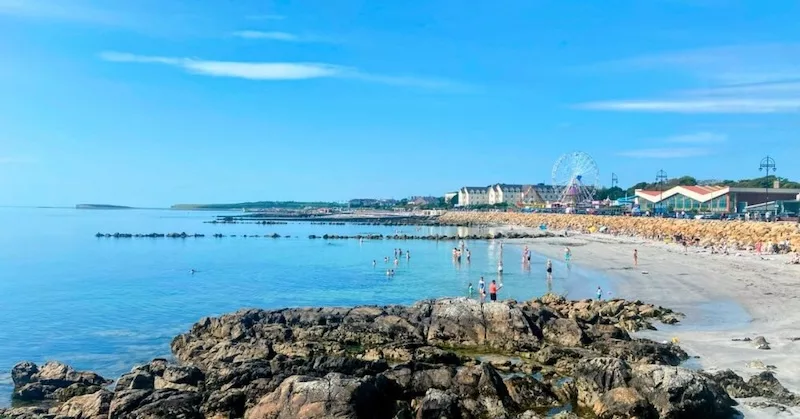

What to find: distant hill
left=76, top=204, right=134, bottom=210
left=171, top=201, right=343, bottom=210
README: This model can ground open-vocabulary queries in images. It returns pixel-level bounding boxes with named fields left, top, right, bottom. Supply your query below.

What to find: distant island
left=76, top=204, right=134, bottom=210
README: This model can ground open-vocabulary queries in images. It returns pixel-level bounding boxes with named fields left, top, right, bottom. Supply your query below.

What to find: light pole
left=656, top=169, right=668, bottom=215
left=759, top=156, right=777, bottom=218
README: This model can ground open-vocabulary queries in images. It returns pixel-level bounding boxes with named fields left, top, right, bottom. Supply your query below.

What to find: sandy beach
left=513, top=230, right=800, bottom=417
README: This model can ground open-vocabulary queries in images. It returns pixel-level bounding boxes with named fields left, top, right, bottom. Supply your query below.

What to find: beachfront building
left=457, top=186, right=491, bottom=206
left=635, top=185, right=800, bottom=213
left=488, top=184, right=527, bottom=205
left=456, top=183, right=563, bottom=207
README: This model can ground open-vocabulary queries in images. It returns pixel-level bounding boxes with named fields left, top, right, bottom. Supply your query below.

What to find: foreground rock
left=10, top=361, right=112, bottom=403
left=3, top=296, right=798, bottom=418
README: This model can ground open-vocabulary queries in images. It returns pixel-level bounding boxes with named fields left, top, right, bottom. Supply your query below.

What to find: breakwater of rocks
left=94, top=231, right=555, bottom=240
left=208, top=215, right=470, bottom=227
left=439, top=211, right=800, bottom=250
left=205, top=219, right=289, bottom=225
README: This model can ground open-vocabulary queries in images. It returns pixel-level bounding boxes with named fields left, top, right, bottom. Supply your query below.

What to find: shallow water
left=0, top=208, right=612, bottom=406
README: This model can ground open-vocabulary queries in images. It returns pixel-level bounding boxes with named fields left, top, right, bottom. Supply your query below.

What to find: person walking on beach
left=546, top=259, right=553, bottom=281
left=633, top=249, right=638, bottom=267
left=489, top=280, right=500, bottom=301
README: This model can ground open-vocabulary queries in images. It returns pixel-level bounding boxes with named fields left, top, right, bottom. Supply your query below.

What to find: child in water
left=467, top=283, right=474, bottom=298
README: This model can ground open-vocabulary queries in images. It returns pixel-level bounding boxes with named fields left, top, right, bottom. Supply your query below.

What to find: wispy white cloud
left=232, top=31, right=298, bottom=41
left=579, top=43, right=800, bottom=114
left=599, top=43, right=800, bottom=84
left=99, top=52, right=469, bottom=91
left=100, top=52, right=342, bottom=80
left=576, top=99, right=800, bottom=113
left=664, top=132, right=727, bottom=144
left=617, top=148, right=712, bottom=159
left=230, top=31, right=339, bottom=44
left=685, top=80, right=800, bottom=96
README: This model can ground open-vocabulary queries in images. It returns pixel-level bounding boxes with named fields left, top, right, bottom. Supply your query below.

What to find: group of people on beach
left=369, top=239, right=616, bottom=302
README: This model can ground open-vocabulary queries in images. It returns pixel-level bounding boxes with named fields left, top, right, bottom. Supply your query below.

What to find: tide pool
left=0, top=208, right=610, bottom=405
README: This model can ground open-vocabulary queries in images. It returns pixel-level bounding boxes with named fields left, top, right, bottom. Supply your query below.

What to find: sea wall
left=439, top=212, right=800, bottom=251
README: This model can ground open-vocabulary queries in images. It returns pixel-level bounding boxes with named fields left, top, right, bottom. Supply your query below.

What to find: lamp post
left=656, top=170, right=668, bottom=215
left=759, top=156, right=777, bottom=219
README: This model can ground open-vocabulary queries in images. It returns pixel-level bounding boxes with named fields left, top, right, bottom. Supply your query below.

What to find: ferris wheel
left=551, top=151, right=600, bottom=206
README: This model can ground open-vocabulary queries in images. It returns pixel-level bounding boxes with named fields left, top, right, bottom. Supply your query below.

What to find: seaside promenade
left=440, top=211, right=800, bottom=251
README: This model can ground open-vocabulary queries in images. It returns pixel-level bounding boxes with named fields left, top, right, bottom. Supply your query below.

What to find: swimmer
left=394, top=258, right=399, bottom=266
left=497, top=262, right=504, bottom=274
left=372, top=260, right=376, bottom=267
left=466, top=249, right=471, bottom=262
left=390, top=269, right=395, bottom=276
left=384, top=256, right=389, bottom=263
left=190, top=269, right=196, bottom=274
left=386, top=269, right=391, bottom=276
left=406, top=251, right=411, bottom=260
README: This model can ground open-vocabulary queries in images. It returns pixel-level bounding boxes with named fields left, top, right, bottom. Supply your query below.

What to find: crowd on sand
left=440, top=212, right=800, bottom=258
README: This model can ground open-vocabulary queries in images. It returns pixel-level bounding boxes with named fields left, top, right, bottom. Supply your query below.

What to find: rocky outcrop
left=10, top=361, right=111, bottom=402
left=573, top=357, right=736, bottom=418
left=4, top=296, right=797, bottom=419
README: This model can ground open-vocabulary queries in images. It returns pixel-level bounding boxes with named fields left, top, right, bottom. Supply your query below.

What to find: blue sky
left=2, top=0, right=799, bottom=206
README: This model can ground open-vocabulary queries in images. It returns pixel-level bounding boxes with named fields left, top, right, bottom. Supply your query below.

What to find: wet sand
left=513, top=229, right=800, bottom=417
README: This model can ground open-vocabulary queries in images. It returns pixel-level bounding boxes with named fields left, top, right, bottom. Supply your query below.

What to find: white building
left=489, top=184, right=527, bottom=205
left=458, top=186, right=491, bottom=206
left=457, top=183, right=563, bottom=207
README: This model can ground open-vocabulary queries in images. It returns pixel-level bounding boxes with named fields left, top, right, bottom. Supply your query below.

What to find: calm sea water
left=0, top=208, right=611, bottom=405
